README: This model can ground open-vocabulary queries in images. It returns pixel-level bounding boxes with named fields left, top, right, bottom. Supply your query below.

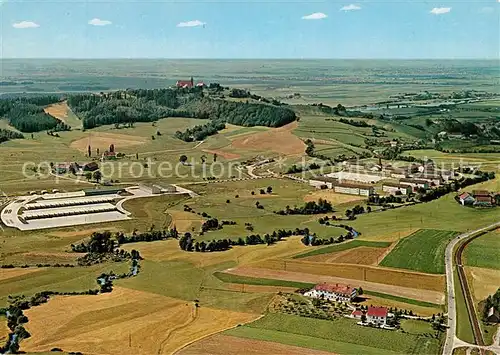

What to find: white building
left=382, top=183, right=412, bottom=196
left=366, top=306, right=388, bottom=326
left=304, top=283, right=358, bottom=302
left=333, top=183, right=374, bottom=197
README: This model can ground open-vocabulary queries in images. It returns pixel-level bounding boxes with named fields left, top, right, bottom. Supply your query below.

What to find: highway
left=443, top=222, right=500, bottom=355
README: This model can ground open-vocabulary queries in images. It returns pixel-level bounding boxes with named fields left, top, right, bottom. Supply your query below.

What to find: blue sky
left=1, top=0, right=499, bottom=58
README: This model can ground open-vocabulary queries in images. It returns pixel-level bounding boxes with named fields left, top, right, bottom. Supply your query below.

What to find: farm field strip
left=292, top=240, right=391, bottom=259
left=380, top=229, right=460, bottom=274
left=225, top=266, right=444, bottom=304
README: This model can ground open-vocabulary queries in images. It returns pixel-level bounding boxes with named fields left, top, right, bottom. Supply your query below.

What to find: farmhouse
left=486, top=307, right=500, bottom=323
left=54, top=163, right=70, bottom=174
left=304, top=283, right=358, bottom=302
left=82, top=162, right=99, bottom=172
left=458, top=192, right=475, bottom=206
left=333, top=182, right=374, bottom=196
left=382, top=183, right=412, bottom=196
left=399, top=178, right=429, bottom=191
left=412, top=173, right=443, bottom=186
left=474, top=196, right=493, bottom=207
left=367, top=306, right=388, bottom=326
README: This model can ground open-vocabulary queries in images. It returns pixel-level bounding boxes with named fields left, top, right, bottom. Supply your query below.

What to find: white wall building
left=304, top=283, right=358, bottom=302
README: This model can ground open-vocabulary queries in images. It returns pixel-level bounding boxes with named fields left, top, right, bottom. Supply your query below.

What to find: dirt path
left=225, top=266, right=445, bottom=304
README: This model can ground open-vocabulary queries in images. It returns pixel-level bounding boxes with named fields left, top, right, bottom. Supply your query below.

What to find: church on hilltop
left=176, top=77, right=205, bottom=89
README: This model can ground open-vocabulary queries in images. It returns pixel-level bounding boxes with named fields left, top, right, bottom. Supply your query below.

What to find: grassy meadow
left=380, top=229, right=459, bottom=274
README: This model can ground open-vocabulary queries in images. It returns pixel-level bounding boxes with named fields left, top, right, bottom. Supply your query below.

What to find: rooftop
left=367, top=306, right=388, bottom=318
left=313, top=283, right=356, bottom=296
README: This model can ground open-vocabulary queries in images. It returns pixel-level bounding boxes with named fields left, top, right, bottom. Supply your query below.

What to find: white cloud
left=12, top=21, right=39, bottom=29
left=340, top=4, right=361, bottom=11
left=301, top=12, right=328, bottom=20
left=88, top=18, right=112, bottom=26
left=430, top=7, right=452, bottom=15
left=177, top=20, right=206, bottom=27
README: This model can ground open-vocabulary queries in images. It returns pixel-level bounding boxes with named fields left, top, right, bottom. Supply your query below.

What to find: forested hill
left=67, top=87, right=296, bottom=129
left=0, top=96, right=63, bottom=133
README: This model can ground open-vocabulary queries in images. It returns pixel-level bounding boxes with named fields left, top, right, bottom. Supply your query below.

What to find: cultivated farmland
left=380, top=229, right=459, bottom=274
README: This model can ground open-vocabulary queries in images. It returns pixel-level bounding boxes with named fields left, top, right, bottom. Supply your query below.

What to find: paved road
left=443, top=222, right=500, bottom=355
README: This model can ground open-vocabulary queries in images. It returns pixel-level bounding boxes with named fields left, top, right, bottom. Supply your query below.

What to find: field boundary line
left=172, top=313, right=264, bottom=355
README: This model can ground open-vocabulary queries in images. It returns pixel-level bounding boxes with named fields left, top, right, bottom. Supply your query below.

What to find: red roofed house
left=367, top=306, right=388, bottom=326
left=351, top=309, right=364, bottom=319
left=304, top=283, right=358, bottom=302
left=458, top=192, right=475, bottom=206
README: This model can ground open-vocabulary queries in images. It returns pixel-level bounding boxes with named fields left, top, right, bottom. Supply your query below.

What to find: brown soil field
left=355, top=295, right=442, bottom=317
left=44, top=102, right=68, bottom=122
left=303, top=190, right=366, bottom=205
left=465, top=266, right=500, bottom=302
left=122, top=238, right=309, bottom=268
left=70, top=132, right=147, bottom=153
left=0, top=267, right=44, bottom=281
left=168, top=210, right=204, bottom=233
left=0, top=319, right=9, bottom=344
left=23, top=287, right=257, bottom=355
left=202, top=149, right=241, bottom=160
left=254, top=259, right=445, bottom=292
left=177, top=334, right=337, bottom=355
left=230, top=122, right=305, bottom=155
left=301, top=246, right=389, bottom=265
left=226, top=266, right=444, bottom=304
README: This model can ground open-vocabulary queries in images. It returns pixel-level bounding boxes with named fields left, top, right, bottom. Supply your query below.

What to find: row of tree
left=179, top=228, right=310, bottom=252
left=0, top=128, right=23, bottom=143
left=174, top=120, right=226, bottom=142
left=274, top=199, right=333, bottom=215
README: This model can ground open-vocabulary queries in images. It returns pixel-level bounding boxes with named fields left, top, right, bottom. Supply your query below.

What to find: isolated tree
left=213, top=153, right=217, bottom=162
left=93, top=170, right=102, bottom=183
left=85, top=172, right=92, bottom=181
left=109, top=144, right=115, bottom=153
left=88, top=145, right=91, bottom=157
left=136, top=152, right=139, bottom=160
left=358, top=287, right=363, bottom=295
left=266, top=186, right=273, bottom=194
left=97, top=148, right=100, bottom=155
left=200, top=155, right=207, bottom=164
left=179, top=155, right=188, bottom=164
left=361, top=314, right=367, bottom=323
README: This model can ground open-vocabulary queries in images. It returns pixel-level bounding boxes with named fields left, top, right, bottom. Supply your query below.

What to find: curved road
left=443, top=222, right=500, bottom=355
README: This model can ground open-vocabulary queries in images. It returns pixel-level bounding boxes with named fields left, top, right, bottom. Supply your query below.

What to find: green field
left=380, top=229, right=459, bottom=274
left=454, top=271, right=475, bottom=344
left=226, top=313, right=441, bottom=355
left=292, top=240, right=391, bottom=259
left=464, top=231, right=500, bottom=270
left=363, top=290, right=442, bottom=309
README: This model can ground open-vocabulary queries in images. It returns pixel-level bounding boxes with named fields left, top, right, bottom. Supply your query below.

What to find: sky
left=0, top=0, right=499, bottom=59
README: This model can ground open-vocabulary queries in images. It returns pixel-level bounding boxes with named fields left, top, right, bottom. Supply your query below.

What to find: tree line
left=174, top=120, right=226, bottom=142
left=0, top=128, right=23, bottom=143
left=274, top=199, right=333, bottom=215
left=483, top=288, right=500, bottom=322
left=179, top=228, right=310, bottom=252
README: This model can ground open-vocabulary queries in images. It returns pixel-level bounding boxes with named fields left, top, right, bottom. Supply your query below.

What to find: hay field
left=178, top=334, right=336, bottom=355
left=303, top=189, right=366, bottom=205
left=465, top=266, right=500, bottom=302
left=121, top=238, right=309, bottom=268
left=23, top=287, right=257, bottom=355
left=230, top=122, right=305, bottom=155
left=168, top=210, right=204, bottom=233
left=464, top=230, right=500, bottom=270
left=301, top=246, right=389, bottom=265
left=0, top=267, right=44, bottom=281
left=226, top=266, right=444, bottom=304
left=70, top=132, right=147, bottom=152
left=44, top=102, right=68, bottom=121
